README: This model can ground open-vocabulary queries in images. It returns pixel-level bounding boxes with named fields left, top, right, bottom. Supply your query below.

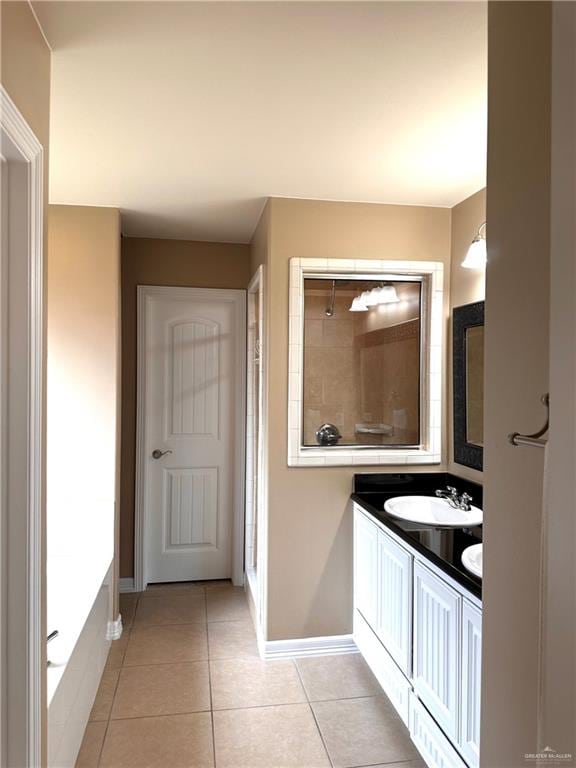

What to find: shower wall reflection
left=302, top=278, right=422, bottom=447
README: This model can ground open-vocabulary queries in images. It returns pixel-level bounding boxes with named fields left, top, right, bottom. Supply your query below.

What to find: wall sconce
left=349, top=283, right=399, bottom=312
left=462, top=221, right=487, bottom=269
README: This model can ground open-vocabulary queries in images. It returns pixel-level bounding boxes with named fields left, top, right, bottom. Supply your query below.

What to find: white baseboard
left=119, top=578, right=136, bottom=593
left=106, top=615, right=123, bottom=641
left=260, top=633, right=358, bottom=660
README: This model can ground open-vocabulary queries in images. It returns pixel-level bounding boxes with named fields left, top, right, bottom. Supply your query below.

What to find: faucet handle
left=446, top=486, right=457, bottom=494
left=461, top=492, right=473, bottom=502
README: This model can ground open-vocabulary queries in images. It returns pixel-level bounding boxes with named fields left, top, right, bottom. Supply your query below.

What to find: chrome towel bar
left=508, top=393, right=549, bottom=449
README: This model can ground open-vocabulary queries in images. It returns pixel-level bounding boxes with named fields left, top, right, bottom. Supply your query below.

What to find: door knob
left=152, top=449, right=173, bottom=460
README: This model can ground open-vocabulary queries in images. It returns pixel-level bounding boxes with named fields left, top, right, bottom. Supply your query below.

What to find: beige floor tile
left=207, top=620, right=259, bottom=660
left=312, top=696, right=418, bottom=768
left=75, top=722, right=106, bottom=767
left=210, top=658, right=306, bottom=709
left=206, top=590, right=250, bottom=622
left=296, top=653, right=382, bottom=701
left=203, top=580, right=241, bottom=592
left=89, top=670, right=119, bottom=722
left=111, top=662, right=210, bottom=719
left=213, top=703, right=330, bottom=768
left=99, top=712, right=214, bottom=768
left=124, top=624, right=208, bottom=666
left=134, top=594, right=206, bottom=626
left=105, top=631, right=130, bottom=671
left=143, top=581, right=206, bottom=597
left=120, top=595, right=139, bottom=629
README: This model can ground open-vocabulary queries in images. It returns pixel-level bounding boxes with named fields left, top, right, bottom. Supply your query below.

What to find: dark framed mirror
left=453, top=301, right=484, bottom=471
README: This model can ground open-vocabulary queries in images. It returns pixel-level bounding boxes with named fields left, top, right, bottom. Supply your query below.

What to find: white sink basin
left=461, top=543, right=483, bottom=579
left=383, top=495, right=483, bottom=528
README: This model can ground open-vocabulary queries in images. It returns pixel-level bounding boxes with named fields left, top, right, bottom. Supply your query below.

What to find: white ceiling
left=35, top=1, right=487, bottom=243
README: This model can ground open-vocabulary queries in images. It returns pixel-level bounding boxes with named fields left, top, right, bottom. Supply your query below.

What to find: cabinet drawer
left=353, top=507, right=378, bottom=627
left=413, top=561, right=461, bottom=742
left=376, top=528, right=413, bottom=676
left=409, top=693, right=467, bottom=768
left=354, top=609, right=411, bottom=726
left=460, top=599, right=482, bottom=768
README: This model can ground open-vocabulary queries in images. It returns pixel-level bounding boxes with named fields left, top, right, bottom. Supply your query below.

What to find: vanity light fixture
left=462, top=221, right=487, bottom=269
left=349, top=283, right=400, bottom=312
left=349, top=295, right=368, bottom=312
left=363, top=289, right=380, bottom=307
left=375, top=283, right=399, bottom=304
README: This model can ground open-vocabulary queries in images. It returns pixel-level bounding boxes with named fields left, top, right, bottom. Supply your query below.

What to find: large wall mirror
left=302, top=277, right=422, bottom=448
left=287, top=258, right=444, bottom=467
left=453, top=301, right=484, bottom=471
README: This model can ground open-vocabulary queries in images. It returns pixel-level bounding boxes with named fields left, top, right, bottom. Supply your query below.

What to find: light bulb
left=363, top=289, right=380, bottom=307
left=349, top=296, right=368, bottom=312
left=376, top=284, right=399, bottom=304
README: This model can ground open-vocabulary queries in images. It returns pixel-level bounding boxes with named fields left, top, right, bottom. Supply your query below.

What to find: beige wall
left=481, top=2, right=551, bottom=765
left=120, top=237, right=251, bottom=577
left=47, top=205, right=121, bottom=569
left=448, top=189, right=486, bottom=484
left=1, top=1, right=51, bottom=153
left=259, top=197, right=451, bottom=640
left=250, top=201, right=271, bottom=275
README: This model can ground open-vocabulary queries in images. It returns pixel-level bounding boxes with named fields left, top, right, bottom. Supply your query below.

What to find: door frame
left=0, top=86, right=44, bottom=768
left=134, top=285, right=247, bottom=591
left=245, top=265, right=268, bottom=635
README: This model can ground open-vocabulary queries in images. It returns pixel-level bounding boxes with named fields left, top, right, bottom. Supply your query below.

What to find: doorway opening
left=0, top=86, right=44, bottom=768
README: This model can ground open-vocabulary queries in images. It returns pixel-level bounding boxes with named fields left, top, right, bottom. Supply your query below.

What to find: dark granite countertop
left=352, top=472, right=482, bottom=600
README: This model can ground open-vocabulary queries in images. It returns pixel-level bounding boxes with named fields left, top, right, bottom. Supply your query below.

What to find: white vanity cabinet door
left=353, top=506, right=378, bottom=627
left=376, top=529, right=413, bottom=676
left=409, top=693, right=467, bottom=768
left=413, top=561, right=461, bottom=743
left=460, top=599, right=482, bottom=768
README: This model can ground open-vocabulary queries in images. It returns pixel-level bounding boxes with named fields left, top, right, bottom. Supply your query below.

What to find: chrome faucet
left=435, top=486, right=473, bottom=512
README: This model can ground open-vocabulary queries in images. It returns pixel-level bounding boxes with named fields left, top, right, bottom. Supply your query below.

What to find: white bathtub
left=47, top=560, right=116, bottom=768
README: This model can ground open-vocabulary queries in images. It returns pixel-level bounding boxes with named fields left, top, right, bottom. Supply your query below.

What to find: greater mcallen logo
left=525, top=746, right=573, bottom=763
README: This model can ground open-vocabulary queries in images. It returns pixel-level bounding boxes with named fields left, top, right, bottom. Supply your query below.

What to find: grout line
left=129, top=620, right=209, bottom=632
left=212, top=701, right=313, bottom=714
left=95, top=653, right=124, bottom=767
left=122, top=658, right=209, bottom=668
left=355, top=761, right=417, bottom=768
left=293, top=659, right=334, bottom=768
left=95, top=590, right=143, bottom=766
left=293, top=657, right=311, bottom=703
left=132, top=619, right=208, bottom=629
left=307, top=700, right=334, bottom=768
left=108, top=707, right=213, bottom=722
left=205, top=596, right=218, bottom=768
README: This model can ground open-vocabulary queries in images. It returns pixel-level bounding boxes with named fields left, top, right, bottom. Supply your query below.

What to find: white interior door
left=140, top=286, right=246, bottom=584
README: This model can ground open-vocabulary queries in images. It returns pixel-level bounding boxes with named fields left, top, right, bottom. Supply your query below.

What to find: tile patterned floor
left=76, top=582, right=425, bottom=768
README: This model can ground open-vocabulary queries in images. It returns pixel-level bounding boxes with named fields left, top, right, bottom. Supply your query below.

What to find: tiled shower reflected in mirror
left=302, top=278, right=422, bottom=447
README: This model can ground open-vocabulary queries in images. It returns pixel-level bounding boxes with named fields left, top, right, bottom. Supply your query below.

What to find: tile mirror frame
left=453, top=300, right=484, bottom=471
left=287, top=257, right=445, bottom=467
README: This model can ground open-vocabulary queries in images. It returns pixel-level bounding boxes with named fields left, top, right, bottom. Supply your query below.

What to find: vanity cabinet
left=460, top=600, right=482, bottom=767
left=376, top=529, right=413, bottom=676
left=353, top=504, right=482, bottom=768
left=354, top=508, right=379, bottom=627
left=413, top=561, right=461, bottom=742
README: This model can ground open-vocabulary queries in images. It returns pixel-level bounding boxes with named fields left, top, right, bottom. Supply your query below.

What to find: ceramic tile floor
left=76, top=582, right=426, bottom=768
